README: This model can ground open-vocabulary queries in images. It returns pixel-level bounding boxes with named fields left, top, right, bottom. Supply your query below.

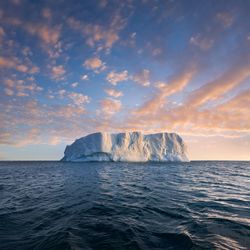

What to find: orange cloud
left=186, top=64, right=250, bottom=107
left=127, top=88, right=250, bottom=137
left=135, top=69, right=195, bottom=115
left=123, top=63, right=250, bottom=138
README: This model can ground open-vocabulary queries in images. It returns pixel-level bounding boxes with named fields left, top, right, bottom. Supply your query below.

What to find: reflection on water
left=0, top=161, right=249, bottom=249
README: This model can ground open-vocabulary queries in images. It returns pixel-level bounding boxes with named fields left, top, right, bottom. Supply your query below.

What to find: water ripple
left=0, top=161, right=249, bottom=249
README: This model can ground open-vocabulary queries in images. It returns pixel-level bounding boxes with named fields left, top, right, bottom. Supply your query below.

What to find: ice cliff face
left=61, top=132, right=189, bottom=162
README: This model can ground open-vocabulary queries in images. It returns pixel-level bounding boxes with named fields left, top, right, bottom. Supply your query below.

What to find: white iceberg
left=61, top=132, right=189, bottom=162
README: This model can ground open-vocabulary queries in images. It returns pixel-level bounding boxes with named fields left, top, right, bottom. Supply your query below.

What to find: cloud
left=106, top=70, right=128, bottom=85
left=83, top=57, right=105, bottom=71
left=152, top=48, right=162, bottom=56
left=0, top=57, right=16, bottom=68
left=25, top=24, right=61, bottom=45
left=68, top=92, right=90, bottom=107
left=0, top=27, right=5, bottom=45
left=58, top=89, right=66, bottom=98
left=16, top=64, right=29, bottom=73
left=2, top=15, right=61, bottom=45
left=49, top=136, right=61, bottom=145
left=71, top=82, right=78, bottom=88
left=81, top=74, right=89, bottom=80
left=186, top=64, right=250, bottom=108
left=218, top=90, right=250, bottom=113
left=101, top=98, right=122, bottom=116
left=105, top=88, right=123, bottom=98
left=42, top=8, right=52, bottom=19
left=67, top=11, right=127, bottom=50
left=126, top=65, right=250, bottom=137
left=132, top=69, right=151, bottom=86
left=190, top=34, right=214, bottom=50
left=16, top=92, right=29, bottom=97
left=0, top=98, right=90, bottom=146
left=51, top=65, right=66, bottom=80
left=4, top=78, right=43, bottom=97
left=30, top=66, right=40, bottom=74
left=11, top=0, right=21, bottom=5
left=99, top=0, right=108, bottom=8
left=14, top=128, right=41, bottom=147
left=68, top=18, right=119, bottom=49
left=57, top=89, right=90, bottom=108
left=1, top=15, right=61, bottom=61
left=4, top=88, right=14, bottom=96
left=216, top=12, right=234, bottom=28
left=4, top=79, right=15, bottom=88
left=135, top=68, right=195, bottom=115
left=0, top=1, right=249, bottom=160
left=0, top=57, right=28, bottom=72
left=0, top=57, right=39, bottom=74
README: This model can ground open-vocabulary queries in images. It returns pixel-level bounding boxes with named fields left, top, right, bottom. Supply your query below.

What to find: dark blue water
left=0, top=161, right=249, bottom=250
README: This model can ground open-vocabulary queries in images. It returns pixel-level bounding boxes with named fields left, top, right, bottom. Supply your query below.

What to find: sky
left=0, top=0, right=250, bottom=160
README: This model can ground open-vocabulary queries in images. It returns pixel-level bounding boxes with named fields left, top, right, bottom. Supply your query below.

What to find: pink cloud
left=51, top=65, right=66, bottom=80
left=101, top=98, right=122, bottom=116
left=83, top=57, right=104, bottom=70
left=105, top=88, right=123, bottom=98
left=106, top=70, right=128, bottom=85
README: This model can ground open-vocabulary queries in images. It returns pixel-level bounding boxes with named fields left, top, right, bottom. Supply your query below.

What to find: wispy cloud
left=186, top=63, right=250, bottom=108
left=134, top=68, right=196, bottom=115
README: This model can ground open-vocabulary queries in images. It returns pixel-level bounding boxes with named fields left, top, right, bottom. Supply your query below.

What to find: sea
left=0, top=161, right=249, bottom=250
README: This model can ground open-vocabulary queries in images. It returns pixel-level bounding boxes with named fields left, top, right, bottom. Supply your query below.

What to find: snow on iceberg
left=61, top=132, right=189, bottom=162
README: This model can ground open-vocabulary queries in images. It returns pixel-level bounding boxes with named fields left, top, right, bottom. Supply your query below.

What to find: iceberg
left=61, top=132, right=189, bottom=162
